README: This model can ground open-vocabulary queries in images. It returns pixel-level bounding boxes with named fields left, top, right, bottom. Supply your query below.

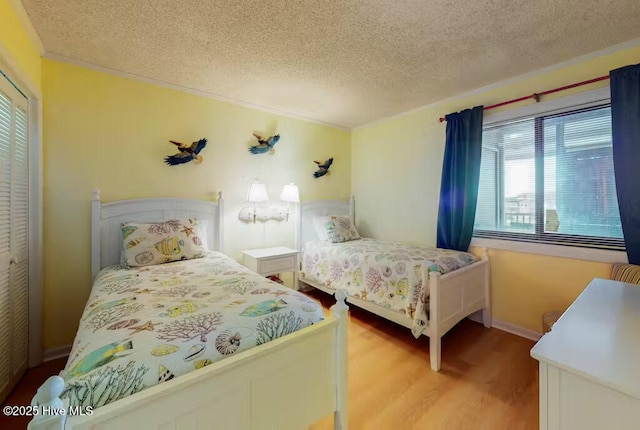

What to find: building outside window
left=474, top=98, right=623, bottom=249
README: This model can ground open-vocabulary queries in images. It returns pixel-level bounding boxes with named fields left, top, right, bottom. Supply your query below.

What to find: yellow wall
left=0, top=0, right=41, bottom=92
left=468, top=247, right=612, bottom=332
left=42, top=59, right=350, bottom=349
left=19, top=18, right=640, bottom=348
left=353, top=45, right=640, bottom=334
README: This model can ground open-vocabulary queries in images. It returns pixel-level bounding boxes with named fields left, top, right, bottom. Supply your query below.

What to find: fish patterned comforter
left=61, top=251, right=324, bottom=409
left=300, top=239, right=477, bottom=337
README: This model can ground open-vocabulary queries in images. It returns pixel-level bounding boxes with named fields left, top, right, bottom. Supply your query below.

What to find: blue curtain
left=611, top=63, right=640, bottom=264
left=436, top=106, right=484, bottom=251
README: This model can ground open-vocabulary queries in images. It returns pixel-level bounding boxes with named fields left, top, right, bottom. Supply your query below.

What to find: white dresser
left=531, top=278, right=640, bottom=430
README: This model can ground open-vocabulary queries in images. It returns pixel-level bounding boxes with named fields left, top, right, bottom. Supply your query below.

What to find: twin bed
left=296, top=198, right=491, bottom=372
left=29, top=191, right=349, bottom=430
left=29, top=193, right=491, bottom=429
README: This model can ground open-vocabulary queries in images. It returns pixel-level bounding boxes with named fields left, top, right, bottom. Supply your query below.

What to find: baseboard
left=467, top=310, right=484, bottom=325
left=43, top=345, right=71, bottom=362
left=490, top=319, right=542, bottom=341
left=468, top=312, right=542, bottom=341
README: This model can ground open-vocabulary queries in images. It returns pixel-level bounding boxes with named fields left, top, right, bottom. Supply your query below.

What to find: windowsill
left=470, top=237, right=628, bottom=264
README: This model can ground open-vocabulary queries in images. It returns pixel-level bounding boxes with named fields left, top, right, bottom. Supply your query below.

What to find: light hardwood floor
left=308, top=289, right=538, bottom=430
left=1, top=289, right=538, bottom=430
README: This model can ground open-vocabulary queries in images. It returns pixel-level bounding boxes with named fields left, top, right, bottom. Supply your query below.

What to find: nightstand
left=241, top=247, right=300, bottom=290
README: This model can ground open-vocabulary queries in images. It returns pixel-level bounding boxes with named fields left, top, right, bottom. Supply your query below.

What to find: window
left=474, top=103, right=624, bottom=249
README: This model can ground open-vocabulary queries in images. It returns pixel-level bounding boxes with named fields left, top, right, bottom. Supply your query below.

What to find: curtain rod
left=438, top=75, right=610, bottom=122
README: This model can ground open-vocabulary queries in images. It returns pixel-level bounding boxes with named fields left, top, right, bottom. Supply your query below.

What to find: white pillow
left=318, top=215, right=360, bottom=243
left=313, top=216, right=329, bottom=241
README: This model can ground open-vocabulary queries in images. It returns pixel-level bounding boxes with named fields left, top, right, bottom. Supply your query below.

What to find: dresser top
left=531, top=278, right=640, bottom=399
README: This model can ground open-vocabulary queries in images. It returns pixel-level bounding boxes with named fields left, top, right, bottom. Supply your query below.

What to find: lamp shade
left=280, top=183, right=300, bottom=203
left=246, top=182, right=269, bottom=202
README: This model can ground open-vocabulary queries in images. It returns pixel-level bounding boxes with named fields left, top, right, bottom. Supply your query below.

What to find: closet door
left=0, top=74, right=29, bottom=403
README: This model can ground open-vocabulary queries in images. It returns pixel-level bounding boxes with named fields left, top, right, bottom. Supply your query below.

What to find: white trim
left=0, top=43, right=44, bottom=368
left=468, top=312, right=542, bottom=341
left=43, top=38, right=640, bottom=131
left=44, top=52, right=350, bottom=131
left=353, top=37, right=640, bottom=131
left=7, top=0, right=46, bottom=55
left=483, top=86, right=611, bottom=126
left=27, top=85, right=43, bottom=368
left=471, top=237, right=628, bottom=264
left=43, top=345, right=71, bottom=362
left=492, top=319, right=542, bottom=342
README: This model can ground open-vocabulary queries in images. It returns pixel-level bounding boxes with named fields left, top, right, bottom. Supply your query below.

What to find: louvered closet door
left=11, top=100, right=28, bottom=378
left=0, top=74, right=29, bottom=403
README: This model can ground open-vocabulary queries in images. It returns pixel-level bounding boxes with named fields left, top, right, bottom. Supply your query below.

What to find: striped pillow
left=610, top=263, right=640, bottom=285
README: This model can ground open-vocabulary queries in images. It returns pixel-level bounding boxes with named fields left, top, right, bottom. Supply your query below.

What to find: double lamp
left=243, top=181, right=299, bottom=223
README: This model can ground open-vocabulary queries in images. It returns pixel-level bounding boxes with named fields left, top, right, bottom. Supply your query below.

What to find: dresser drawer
left=259, top=256, right=295, bottom=274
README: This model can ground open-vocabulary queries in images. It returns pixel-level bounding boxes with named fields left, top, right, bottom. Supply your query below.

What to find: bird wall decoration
left=313, top=158, right=333, bottom=178
left=164, top=138, right=208, bottom=166
left=249, top=133, right=280, bottom=154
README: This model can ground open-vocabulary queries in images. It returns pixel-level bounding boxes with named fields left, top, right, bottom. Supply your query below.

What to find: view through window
left=475, top=105, right=623, bottom=248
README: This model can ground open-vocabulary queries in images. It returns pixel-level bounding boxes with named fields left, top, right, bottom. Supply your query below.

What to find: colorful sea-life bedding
left=300, top=238, right=477, bottom=337
left=61, top=251, right=324, bottom=409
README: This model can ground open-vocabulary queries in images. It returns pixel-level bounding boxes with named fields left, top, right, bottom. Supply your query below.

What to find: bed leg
left=482, top=308, right=491, bottom=329
left=429, top=335, right=441, bottom=372
left=482, top=247, right=492, bottom=328
left=27, top=375, right=67, bottom=430
left=293, top=255, right=301, bottom=291
left=428, top=271, right=441, bottom=372
left=331, top=289, right=349, bottom=430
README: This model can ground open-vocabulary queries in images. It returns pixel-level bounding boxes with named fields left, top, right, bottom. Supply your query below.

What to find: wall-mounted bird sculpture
left=313, top=158, right=333, bottom=178
left=249, top=133, right=280, bottom=154
left=165, top=138, right=208, bottom=165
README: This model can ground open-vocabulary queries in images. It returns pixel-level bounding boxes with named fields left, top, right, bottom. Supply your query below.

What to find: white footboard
left=427, top=248, right=490, bottom=371
left=29, top=292, right=350, bottom=430
left=299, top=248, right=491, bottom=373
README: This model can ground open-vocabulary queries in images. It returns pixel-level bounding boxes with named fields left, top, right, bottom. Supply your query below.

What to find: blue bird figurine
left=249, top=133, right=280, bottom=154
left=165, top=138, right=207, bottom=165
left=313, top=158, right=333, bottom=178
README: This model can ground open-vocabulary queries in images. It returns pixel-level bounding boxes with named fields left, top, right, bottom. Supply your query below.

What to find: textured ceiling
left=21, top=0, right=640, bottom=128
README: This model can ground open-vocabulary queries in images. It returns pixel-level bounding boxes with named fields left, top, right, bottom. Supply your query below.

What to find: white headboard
left=296, top=196, right=355, bottom=250
left=91, top=190, right=224, bottom=280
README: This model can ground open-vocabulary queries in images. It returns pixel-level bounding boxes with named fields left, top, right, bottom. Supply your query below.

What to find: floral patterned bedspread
left=300, top=239, right=477, bottom=337
left=61, top=251, right=324, bottom=409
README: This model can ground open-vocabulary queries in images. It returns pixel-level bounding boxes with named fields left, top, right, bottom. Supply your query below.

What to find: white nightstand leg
left=293, top=255, right=300, bottom=290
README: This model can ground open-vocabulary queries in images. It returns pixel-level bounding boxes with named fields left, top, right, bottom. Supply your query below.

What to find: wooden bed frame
left=29, top=191, right=350, bottom=430
left=296, top=197, right=490, bottom=372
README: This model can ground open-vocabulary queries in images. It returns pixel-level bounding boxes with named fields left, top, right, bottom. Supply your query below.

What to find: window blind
left=474, top=104, right=623, bottom=248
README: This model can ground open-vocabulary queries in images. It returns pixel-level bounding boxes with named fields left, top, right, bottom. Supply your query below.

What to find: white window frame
left=471, top=86, right=628, bottom=264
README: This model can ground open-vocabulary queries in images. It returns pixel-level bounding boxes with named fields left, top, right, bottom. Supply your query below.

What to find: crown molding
left=44, top=52, right=350, bottom=131
left=0, top=39, right=41, bottom=97
left=8, top=0, right=45, bottom=55
left=39, top=36, right=640, bottom=132
left=353, top=37, right=640, bottom=131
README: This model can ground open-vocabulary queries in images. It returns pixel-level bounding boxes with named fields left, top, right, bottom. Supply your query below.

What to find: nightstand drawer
left=259, top=256, right=295, bottom=274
